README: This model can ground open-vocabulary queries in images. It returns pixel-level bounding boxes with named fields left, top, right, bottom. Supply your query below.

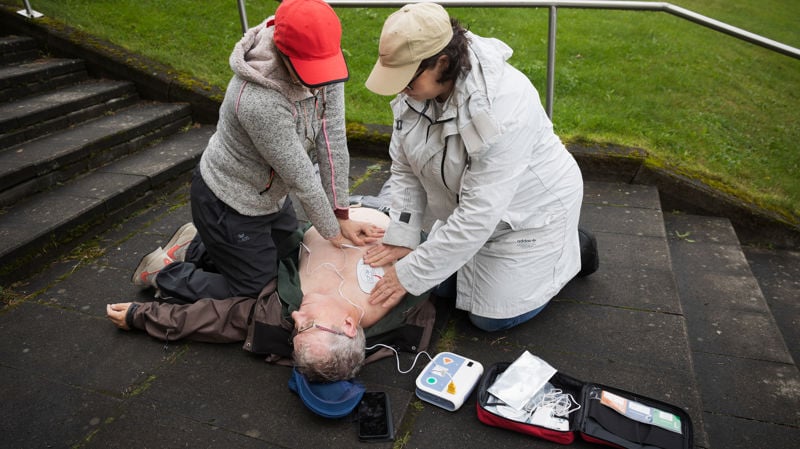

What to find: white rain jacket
left=383, top=32, right=583, bottom=319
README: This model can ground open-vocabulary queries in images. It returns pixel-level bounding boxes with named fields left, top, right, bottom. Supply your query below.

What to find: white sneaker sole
left=131, top=247, right=167, bottom=287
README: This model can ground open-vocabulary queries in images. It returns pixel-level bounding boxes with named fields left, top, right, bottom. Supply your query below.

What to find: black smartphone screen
left=358, top=392, right=393, bottom=441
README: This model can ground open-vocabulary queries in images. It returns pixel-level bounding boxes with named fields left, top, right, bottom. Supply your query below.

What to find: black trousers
left=156, top=169, right=298, bottom=302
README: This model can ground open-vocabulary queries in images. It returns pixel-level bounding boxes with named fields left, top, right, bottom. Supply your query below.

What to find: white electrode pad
left=356, top=258, right=384, bottom=293
left=415, top=352, right=484, bottom=411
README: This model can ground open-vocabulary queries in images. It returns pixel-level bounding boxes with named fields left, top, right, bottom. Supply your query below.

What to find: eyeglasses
left=405, top=67, right=425, bottom=91
left=293, top=320, right=351, bottom=339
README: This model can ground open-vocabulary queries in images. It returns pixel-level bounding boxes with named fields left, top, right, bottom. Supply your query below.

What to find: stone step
left=0, top=32, right=204, bottom=285
left=0, top=101, right=192, bottom=207
left=0, top=55, right=88, bottom=102
left=0, top=34, right=39, bottom=64
left=664, top=212, right=800, bottom=449
left=0, top=78, right=138, bottom=147
left=0, top=123, right=214, bottom=284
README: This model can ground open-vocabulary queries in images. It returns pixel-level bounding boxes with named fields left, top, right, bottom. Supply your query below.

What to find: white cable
left=365, top=343, right=433, bottom=374
left=299, top=242, right=365, bottom=324
left=533, top=389, right=581, bottom=417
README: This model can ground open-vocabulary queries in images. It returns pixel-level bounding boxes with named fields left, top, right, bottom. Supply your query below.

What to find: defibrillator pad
left=357, top=258, right=384, bottom=293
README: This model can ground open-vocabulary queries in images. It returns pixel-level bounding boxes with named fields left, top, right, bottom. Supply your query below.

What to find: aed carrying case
left=476, top=362, right=693, bottom=448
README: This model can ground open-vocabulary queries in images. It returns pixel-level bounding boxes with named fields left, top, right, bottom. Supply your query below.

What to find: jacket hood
left=229, top=18, right=314, bottom=102
left=459, top=32, right=513, bottom=105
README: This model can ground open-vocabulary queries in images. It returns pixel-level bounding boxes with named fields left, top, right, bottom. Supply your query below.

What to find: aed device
left=415, top=352, right=484, bottom=411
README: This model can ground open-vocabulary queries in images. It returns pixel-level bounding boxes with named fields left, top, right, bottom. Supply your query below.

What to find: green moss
left=124, top=374, right=157, bottom=398
left=435, top=320, right=460, bottom=354
left=0, top=286, right=26, bottom=307
left=346, top=121, right=390, bottom=146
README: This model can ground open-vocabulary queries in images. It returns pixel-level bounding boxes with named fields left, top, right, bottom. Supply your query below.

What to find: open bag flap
left=577, top=382, right=694, bottom=449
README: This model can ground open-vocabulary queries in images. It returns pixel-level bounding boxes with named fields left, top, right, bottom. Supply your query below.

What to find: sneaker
left=164, top=222, right=196, bottom=262
left=132, top=247, right=173, bottom=288
left=577, top=228, right=599, bottom=277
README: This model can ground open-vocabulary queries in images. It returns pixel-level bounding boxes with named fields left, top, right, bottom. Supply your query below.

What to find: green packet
left=600, top=390, right=682, bottom=434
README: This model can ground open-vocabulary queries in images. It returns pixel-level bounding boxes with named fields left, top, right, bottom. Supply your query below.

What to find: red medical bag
left=476, top=362, right=693, bottom=448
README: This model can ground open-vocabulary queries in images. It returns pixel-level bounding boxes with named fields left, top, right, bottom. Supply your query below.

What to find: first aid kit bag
left=476, top=361, right=693, bottom=448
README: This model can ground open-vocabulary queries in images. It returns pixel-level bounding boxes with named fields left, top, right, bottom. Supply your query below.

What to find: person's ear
left=342, top=315, right=359, bottom=338
left=436, top=54, right=450, bottom=72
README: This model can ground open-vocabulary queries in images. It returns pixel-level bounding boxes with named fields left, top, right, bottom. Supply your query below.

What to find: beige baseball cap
left=365, top=3, right=453, bottom=95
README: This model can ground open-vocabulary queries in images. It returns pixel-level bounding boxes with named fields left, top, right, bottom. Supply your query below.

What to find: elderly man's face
left=291, top=292, right=349, bottom=348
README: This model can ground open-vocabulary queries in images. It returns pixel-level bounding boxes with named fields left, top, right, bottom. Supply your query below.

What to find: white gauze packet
left=487, top=350, right=557, bottom=411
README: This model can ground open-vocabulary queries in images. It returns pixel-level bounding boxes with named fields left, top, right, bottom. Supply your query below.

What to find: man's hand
left=338, top=218, right=384, bottom=246
left=364, top=243, right=411, bottom=266
left=106, top=303, right=132, bottom=330
left=368, top=264, right=407, bottom=309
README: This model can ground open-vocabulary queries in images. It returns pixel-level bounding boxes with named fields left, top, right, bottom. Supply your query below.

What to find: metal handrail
left=328, top=1, right=799, bottom=58
left=238, top=0, right=800, bottom=118
left=330, top=1, right=799, bottom=118
left=17, top=0, right=43, bottom=18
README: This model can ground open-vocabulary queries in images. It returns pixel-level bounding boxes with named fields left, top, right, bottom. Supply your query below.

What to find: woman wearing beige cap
left=364, top=3, right=596, bottom=331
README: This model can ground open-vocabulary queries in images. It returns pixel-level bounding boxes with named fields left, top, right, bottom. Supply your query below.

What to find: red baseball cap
left=274, top=0, right=349, bottom=87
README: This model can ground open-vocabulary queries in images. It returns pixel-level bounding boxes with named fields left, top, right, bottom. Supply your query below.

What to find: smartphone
left=358, top=391, right=394, bottom=442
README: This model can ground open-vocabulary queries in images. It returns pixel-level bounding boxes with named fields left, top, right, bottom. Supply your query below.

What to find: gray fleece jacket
left=198, top=18, right=349, bottom=239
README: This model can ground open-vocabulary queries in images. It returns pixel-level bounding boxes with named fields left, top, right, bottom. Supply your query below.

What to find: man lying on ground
left=107, top=207, right=434, bottom=382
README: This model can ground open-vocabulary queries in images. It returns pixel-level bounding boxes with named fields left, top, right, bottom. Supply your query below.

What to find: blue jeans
left=433, top=274, right=549, bottom=332
left=468, top=304, right=547, bottom=332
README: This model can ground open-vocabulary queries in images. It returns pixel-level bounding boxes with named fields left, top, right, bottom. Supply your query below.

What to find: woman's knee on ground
left=468, top=302, right=548, bottom=332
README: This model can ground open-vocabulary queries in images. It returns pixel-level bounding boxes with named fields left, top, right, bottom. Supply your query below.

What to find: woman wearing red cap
left=131, top=0, right=382, bottom=303
left=364, top=3, right=597, bottom=332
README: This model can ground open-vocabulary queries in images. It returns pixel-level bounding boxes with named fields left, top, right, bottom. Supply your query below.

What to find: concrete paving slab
left=743, top=246, right=800, bottom=366
left=580, top=203, right=666, bottom=238
left=0, top=58, right=84, bottom=87
left=128, top=341, right=405, bottom=448
left=583, top=181, right=661, bottom=210
left=85, top=400, right=268, bottom=449
left=59, top=171, right=150, bottom=212
left=702, top=411, right=800, bottom=449
left=667, top=215, right=792, bottom=363
left=0, top=190, right=102, bottom=260
left=0, top=79, right=134, bottom=132
left=559, top=232, right=679, bottom=313
left=0, top=365, right=123, bottom=449
left=100, top=125, right=213, bottom=185
left=560, top=267, right=679, bottom=313
left=664, top=212, right=800, bottom=447
left=592, top=232, right=673, bottom=272
left=662, top=213, right=742, bottom=246
left=0, top=302, right=171, bottom=391
left=456, top=300, right=693, bottom=374
left=686, top=304, right=790, bottom=364
left=692, top=352, right=800, bottom=427
left=35, top=260, right=133, bottom=316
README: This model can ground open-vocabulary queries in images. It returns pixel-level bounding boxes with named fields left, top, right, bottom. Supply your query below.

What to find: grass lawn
left=8, top=0, right=799, bottom=223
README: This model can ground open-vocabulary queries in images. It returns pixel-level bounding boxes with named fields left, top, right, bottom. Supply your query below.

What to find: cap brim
left=288, top=52, right=349, bottom=88
left=365, top=58, right=419, bottom=96
left=288, top=368, right=365, bottom=419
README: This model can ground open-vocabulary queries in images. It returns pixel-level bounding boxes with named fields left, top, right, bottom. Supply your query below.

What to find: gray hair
left=294, top=326, right=366, bottom=382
